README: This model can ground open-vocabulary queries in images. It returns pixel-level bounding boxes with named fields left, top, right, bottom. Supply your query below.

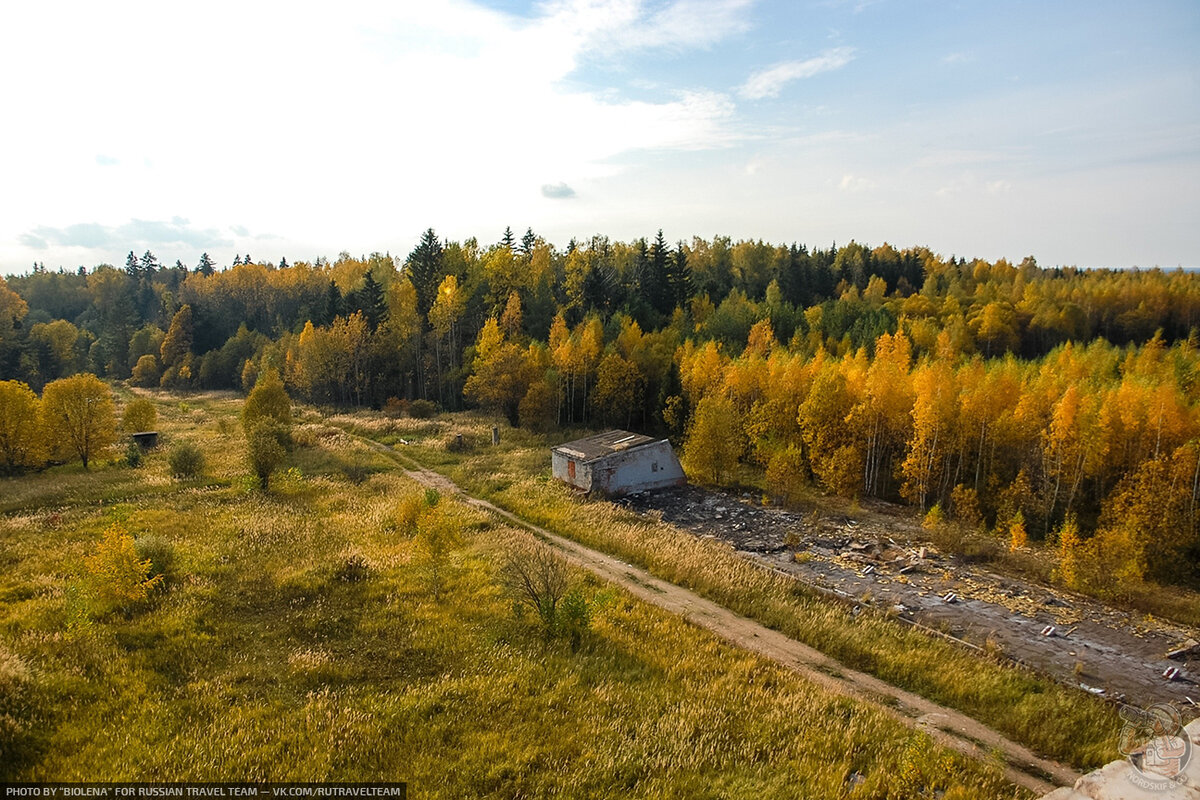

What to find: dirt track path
left=378, top=449, right=1077, bottom=795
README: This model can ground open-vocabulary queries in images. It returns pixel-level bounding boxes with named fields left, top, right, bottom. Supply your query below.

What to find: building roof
left=552, top=430, right=660, bottom=463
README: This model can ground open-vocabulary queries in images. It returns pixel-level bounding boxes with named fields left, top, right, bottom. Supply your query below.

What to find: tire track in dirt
left=367, top=442, right=1078, bottom=795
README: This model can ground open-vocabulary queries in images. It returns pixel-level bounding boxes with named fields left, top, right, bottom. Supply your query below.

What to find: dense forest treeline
left=3, top=228, right=1200, bottom=599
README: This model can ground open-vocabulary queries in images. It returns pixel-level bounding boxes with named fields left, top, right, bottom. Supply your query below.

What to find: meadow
left=0, top=391, right=1022, bottom=798
left=328, top=409, right=1123, bottom=772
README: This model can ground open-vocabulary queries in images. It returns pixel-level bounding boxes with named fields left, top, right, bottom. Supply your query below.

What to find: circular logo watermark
left=1119, top=703, right=1193, bottom=791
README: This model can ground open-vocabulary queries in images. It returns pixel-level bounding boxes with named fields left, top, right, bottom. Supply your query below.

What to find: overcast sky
left=1, top=0, right=1197, bottom=275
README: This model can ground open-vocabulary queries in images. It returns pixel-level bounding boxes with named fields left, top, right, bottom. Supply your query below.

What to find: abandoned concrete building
left=552, top=430, right=686, bottom=497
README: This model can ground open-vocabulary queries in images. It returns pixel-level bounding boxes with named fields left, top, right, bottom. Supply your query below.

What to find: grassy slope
left=0, top=393, right=1020, bottom=799
left=330, top=410, right=1122, bottom=771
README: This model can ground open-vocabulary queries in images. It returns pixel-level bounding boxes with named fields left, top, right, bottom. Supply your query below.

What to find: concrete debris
left=615, top=483, right=1200, bottom=708
left=1168, top=639, right=1200, bottom=661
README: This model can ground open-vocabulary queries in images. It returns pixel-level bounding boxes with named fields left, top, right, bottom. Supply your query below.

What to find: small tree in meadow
left=84, top=521, right=163, bottom=615
left=246, top=422, right=287, bottom=491
left=40, top=374, right=116, bottom=470
left=242, top=368, right=291, bottom=435
left=121, top=397, right=157, bottom=433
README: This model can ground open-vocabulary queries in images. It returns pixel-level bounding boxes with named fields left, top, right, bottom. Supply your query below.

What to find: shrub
left=408, top=399, right=437, bottom=419
left=134, top=535, right=177, bottom=586
left=383, top=396, right=408, bottom=418
left=246, top=421, right=288, bottom=491
left=168, top=441, right=205, bottom=479
left=242, top=368, right=291, bottom=435
left=130, top=354, right=160, bottom=387
left=84, top=521, right=163, bottom=615
left=392, top=493, right=426, bottom=535
left=121, top=397, right=157, bottom=433
left=124, top=439, right=142, bottom=468
left=336, top=554, right=370, bottom=582
left=340, top=462, right=370, bottom=484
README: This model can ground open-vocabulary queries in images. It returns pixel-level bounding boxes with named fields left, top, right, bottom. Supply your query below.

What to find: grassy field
left=327, top=409, right=1123, bottom=772
left=0, top=391, right=1024, bottom=798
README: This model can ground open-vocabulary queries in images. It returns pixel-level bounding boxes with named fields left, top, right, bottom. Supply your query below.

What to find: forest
left=3, top=228, right=1200, bottom=603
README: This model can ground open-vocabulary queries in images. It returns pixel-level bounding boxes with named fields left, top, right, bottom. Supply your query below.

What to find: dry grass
left=0, top=393, right=1022, bottom=798
left=341, top=409, right=1122, bottom=771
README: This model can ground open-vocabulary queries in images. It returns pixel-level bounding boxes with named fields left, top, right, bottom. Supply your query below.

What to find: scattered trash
left=1080, top=683, right=1106, bottom=696
left=1164, top=666, right=1181, bottom=681
left=1167, top=639, right=1200, bottom=661
left=1041, top=625, right=1057, bottom=637
left=942, top=592, right=958, bottom=604
left=862, top=565, right=876, bottom=576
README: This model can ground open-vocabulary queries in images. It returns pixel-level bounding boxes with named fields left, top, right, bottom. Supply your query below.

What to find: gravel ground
left=615, top=485, right=1200, bottom=710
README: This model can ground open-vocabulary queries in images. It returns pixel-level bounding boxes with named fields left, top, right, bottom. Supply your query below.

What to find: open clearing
left=391, top=454, right=1080, bottom=796
left=0, top=393, right=1026, bottom=799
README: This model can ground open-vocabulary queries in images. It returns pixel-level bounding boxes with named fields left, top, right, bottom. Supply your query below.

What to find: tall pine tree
left=407, top=228, right=444, bottom=317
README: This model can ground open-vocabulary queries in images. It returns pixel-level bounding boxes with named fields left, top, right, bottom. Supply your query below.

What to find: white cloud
left=739, top=47, right=855, bottom=100
left=0, top=0, right=746, bottom=269
left=839, top=173, right=875, bottom=192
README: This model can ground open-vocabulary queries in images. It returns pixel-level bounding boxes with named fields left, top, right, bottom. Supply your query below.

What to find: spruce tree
left=647, top=229, right=671, bottom=315
left=669, top=242, right=693, bottom=308
left=323, top=280, right=343, bottom=324
left=406, top=228, right=443, bottom=316
left=519, top=227, right=536, bottom=256
left=140, top=250, right=160, bottom=273
left=359, top=272, right=387, bottom=331
left=500, top=226, right=515, bottom=251
left=197, top=253, right=215, bottom=276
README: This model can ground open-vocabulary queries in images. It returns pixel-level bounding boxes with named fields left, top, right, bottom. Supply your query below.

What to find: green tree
left=121, top=397, right=157, bottom=433
left=406, top=228, right=444, bottom=317
left=246, top=421, right=287, bottom=491
left=242, top=367, right=291, bottom=434
left=41, top=374, right=116, bottom=469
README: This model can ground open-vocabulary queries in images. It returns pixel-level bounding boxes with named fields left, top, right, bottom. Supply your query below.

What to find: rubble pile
left=617, top=483, right=1200, bottom=708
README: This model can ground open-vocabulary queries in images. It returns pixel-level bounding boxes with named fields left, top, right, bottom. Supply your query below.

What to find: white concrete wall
left=552, top=440, right=685, bottom=496
left=592, top=441, right=686, bottom=496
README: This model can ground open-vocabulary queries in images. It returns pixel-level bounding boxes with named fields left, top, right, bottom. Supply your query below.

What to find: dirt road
left=390, top=457, right=1079, bottom=796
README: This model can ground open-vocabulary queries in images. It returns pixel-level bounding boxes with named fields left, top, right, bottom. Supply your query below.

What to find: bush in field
left=168, top=441, right=204, bottom=479
left=415, top=502, right=461, bottom=600
left=501, top=540, right=593, bottom=649
left=242, top=368, right=291, bottom=434
left=246, top=421, right=288, bottom=491
left=130, top=354, right=161, bottom=387
left=84, top=521, right=163, bottom=615
left=408, top=399, right=436, bottom=419
left=121, top=397, right=157, bottom=433
left=383, top=396, right=408, bottom=418
left=124, top=439, right=142, bottom=468
left=134, top=534, right=177, bottom=586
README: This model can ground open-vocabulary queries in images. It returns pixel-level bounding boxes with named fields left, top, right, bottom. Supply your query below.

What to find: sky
left=1, top=0, right=1197, bottom=275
